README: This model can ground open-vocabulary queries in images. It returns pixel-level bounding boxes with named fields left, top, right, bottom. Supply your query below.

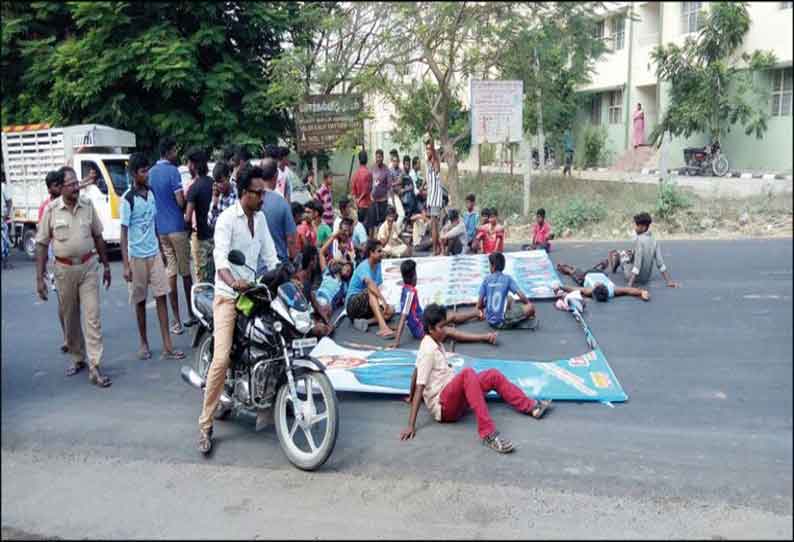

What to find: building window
left=610, top=16, right=626, bottom=51
left=590, top=94, right=602, bottom=125
left=608, top=89, right=623, bottom=124
left=771, top=68, right=793, bottom=116
left=593, top=20, right=605, bottom=40
left=681, top=2, right=705, bottom=34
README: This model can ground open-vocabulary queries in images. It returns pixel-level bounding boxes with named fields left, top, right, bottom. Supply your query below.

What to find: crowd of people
left=27, top=134, right=678, bottom=455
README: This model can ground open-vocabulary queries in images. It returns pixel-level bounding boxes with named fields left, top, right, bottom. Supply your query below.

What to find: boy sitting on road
left=439, top=208, right=467, bottom=256
left=474, top=208, right=505, bottom=255
left=346, top=239, right=395, bottom=338
left=317, top=239, right=354, bottom=322
left=391, top=259, right=496, bottom=348
left=377, top=205, right=411, bottom=258
left=477, top=252, right=538, bottom=330
left=462, top=193, right=480, bottom=253
left=399, top=303, right=552, bottom=453
left=606, top=212, right=679, bottom=288
left=527, top=208, right=554, bottom=252
left=291, top=245, right=334, bottom=337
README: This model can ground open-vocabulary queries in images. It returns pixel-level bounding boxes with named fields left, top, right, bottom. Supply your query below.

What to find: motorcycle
left=181, top=249, right=339, bottom=471
left=681, top=140, right=729, bottom=177
left=531, top=143, right=556, bottom=170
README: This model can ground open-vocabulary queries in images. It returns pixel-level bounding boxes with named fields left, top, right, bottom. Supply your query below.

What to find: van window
left=81, top=161, right=108, bottom=195
left=103, top=159, right=130, bottom=196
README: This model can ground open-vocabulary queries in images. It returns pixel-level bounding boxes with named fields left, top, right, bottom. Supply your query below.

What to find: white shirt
left=213, top=201, right=279, bottom=300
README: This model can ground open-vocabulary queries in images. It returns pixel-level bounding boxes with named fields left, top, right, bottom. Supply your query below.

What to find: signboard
left=469, top=80, right=524, bottom=144
left=295, top=94, right=364, bottom=153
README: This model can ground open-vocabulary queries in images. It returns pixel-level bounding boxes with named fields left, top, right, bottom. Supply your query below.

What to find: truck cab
left=1, top=124, right=135, bottom=257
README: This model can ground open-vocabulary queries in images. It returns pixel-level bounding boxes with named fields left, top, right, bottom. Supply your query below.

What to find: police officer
left=36, top=166, right=113, bottom=388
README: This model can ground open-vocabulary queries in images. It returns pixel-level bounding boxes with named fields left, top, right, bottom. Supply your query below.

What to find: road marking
left=743, top=294, right=790, bottom=300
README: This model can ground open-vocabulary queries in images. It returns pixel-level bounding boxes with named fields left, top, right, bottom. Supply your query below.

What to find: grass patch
left=458, top=172, right=793, bottom=240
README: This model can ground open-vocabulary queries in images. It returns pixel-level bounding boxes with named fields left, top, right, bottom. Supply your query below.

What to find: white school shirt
left=213, top=201, right=279, bottom=300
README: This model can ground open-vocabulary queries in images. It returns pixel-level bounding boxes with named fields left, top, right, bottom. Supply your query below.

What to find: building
left=576, top=1, right=793, bottom=173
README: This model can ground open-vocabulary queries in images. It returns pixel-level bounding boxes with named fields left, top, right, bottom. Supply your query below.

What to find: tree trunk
left=533, top=47, right=545, bottom=172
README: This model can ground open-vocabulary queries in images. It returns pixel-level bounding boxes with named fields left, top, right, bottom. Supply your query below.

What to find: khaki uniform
left=36, top=196, right=105, bottom=369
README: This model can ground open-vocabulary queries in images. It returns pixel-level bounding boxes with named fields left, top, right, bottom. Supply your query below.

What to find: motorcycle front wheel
left=274, top=370, right=339, bottom=471
left=712, top=155, right=729, bottom=177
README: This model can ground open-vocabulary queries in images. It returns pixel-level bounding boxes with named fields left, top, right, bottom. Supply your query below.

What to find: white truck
left=1, top=123, right=136, bottom=257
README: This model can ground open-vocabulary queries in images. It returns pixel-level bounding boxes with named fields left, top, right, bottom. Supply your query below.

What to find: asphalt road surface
left=2, top=239, right=792, bottom=539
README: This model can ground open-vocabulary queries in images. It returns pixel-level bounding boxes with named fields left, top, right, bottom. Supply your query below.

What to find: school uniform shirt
left=316, top=268, right=348, bottom=310
left=583, top=272, right=615, bottom=298
left=415, top=335, right=455, bottom=421
left=479, top=271, right=522, bottom=326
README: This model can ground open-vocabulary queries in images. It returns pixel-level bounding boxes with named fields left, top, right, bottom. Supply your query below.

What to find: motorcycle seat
left=195, top=288, right=215, bottom=324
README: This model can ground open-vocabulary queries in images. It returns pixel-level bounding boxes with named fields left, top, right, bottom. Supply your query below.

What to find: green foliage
left=497, top=3, right=607, bottom=143
left=578, top=125, right=610, bottom=168
left=650, top=2, right=777, bottom=146
left=460, top=173, right=523, bottom=217
left=390, top=80, right=470, bottom=159
left=655, top=180, right=692, bottom=219
left=1, top=1, right=304, bottom=156
left=553, top=196, right=608, bottom=231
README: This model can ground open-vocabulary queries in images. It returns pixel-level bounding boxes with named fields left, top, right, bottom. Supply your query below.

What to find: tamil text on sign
left=295, top=94, right=364, bottom=153
left=469, top=80, right=524, bottom=145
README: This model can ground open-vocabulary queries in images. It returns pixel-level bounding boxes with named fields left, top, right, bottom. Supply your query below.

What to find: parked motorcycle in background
left=182, top=250, right=339, bottom=471
left=681, top=140, right=730, bottom=177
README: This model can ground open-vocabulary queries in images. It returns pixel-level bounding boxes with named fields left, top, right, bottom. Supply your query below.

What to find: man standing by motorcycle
left=197, top=164, right=280, bottom=455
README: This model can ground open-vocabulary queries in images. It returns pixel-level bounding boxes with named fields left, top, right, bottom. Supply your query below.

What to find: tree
left=373, top=2, right=513, bottom=203
left=497, top=3, right=606, bottom=166
left=1, top=2, right=303, bottom=156
left=388, top=79, right=471, bottom=159
left=649, top=2, right=776, bottom=146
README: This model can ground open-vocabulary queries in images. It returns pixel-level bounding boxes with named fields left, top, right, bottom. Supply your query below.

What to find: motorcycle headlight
left=290, top=308, right=313, bottom=335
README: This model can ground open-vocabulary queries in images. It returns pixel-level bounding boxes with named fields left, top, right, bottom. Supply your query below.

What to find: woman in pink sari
left=632, top=103, right=645, bottom=148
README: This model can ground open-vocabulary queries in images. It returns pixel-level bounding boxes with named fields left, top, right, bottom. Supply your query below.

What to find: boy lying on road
left=556, top=262, right=649, bottom=302
left=399, top=303, right=552, bottom=453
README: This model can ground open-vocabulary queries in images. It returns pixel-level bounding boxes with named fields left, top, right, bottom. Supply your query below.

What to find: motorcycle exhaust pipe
left=180, top=367, right=233, bottom=408
left=181, top=366, right=206, bottom=390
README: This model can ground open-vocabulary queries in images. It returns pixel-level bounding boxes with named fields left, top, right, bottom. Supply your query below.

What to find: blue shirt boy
left=346, top=259, right=383, bottom=305
left=120, top=189, right=159, bottom=259
left=463, top=208, right=480, bottom=241
left=478, top=271, right=522, bottom=326
left=583, top=272, right=615, bottom=298
left=316, top=268, right=348, bottom=310
left=260, top=190, right=297, bottom=263
left=147, top=159, right=185, bottom=235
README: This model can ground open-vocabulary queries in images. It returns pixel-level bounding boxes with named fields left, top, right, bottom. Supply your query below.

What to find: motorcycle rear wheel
left=275, top=370, right=339, bottom=471
left=712, top=155, right=729, bottom=177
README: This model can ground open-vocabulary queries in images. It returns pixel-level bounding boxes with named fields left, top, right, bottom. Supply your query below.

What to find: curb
left=628, top=168, right=791, bottom=180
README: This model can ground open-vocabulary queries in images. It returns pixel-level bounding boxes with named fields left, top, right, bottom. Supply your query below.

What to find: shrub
left=554, top=196, right=608, bottom=231
left=575, top=125, right=610, bottom=168
left=655, top=180, right=692, bottom=219
left=460, top=173, right=523, bottom=217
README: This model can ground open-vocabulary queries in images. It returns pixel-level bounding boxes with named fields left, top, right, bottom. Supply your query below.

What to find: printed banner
left=310, top=338, right=628, bottom=403
left=380, top=250, right=562, bottom=309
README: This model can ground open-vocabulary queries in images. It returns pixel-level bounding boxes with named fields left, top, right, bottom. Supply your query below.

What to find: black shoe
left=198, top=428, right=213, bottom=455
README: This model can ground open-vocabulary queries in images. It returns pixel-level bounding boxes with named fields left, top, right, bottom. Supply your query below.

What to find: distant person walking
left=148, top=136, right=195, bottom=335
left=632, top=103, right=645, bottom=149
left=563, top=128, right=575, bottom=176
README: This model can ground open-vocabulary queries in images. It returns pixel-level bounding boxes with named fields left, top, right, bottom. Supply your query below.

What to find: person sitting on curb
left=345, top=239, right=395, bottom=338
left=399, top=303, right=552, bottom=453
left=390, top=259, right=496, bottom=348
left=606, top=212, right=679, bottom=288
left=556, top=262, right=649, bottom=302
left=477, top=252, right=538, bottom=330
left=377, top=205, right=411, bottom=258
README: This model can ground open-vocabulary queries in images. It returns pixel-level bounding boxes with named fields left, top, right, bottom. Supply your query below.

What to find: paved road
left=2, top=239, right=792, bottom=539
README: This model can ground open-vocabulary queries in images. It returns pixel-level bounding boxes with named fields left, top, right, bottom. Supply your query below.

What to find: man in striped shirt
left=424, top=139, right=445, bottom=255
left=316, top=171, right=335, bottom=227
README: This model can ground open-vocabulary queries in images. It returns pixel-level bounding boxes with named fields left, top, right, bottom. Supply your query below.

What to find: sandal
left=65, top=361, right=87, bottom=377
left=170, top=322, right=184, bottom=335
left=482, top=432, right=514, bottom=454
left=138, top=348, right=152, bottom=360
left=197, top=428, right=213, bottom=455
left=161, top=349, right=186, bottom=361
left=88, top=367, right=112, bottom=388
left=530, top=399, right=552, bottom=419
